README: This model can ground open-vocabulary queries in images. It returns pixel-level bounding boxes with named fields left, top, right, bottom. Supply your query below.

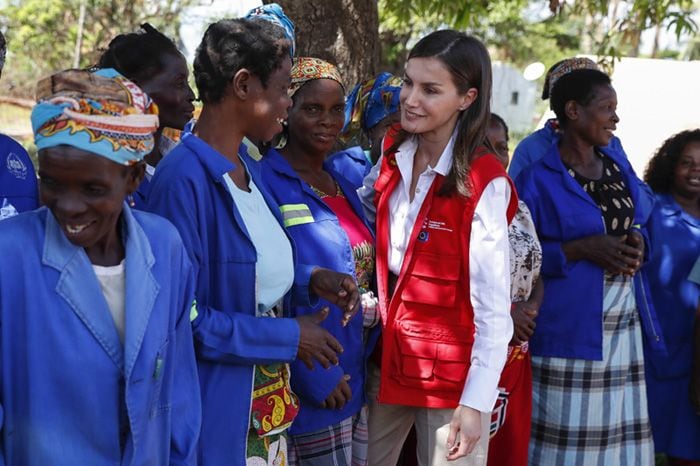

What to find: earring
left=127, top=194, right=135, bottom=208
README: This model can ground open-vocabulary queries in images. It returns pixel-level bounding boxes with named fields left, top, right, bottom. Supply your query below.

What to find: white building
left=491, top=61, right=539, bottom=134
left=611, top=57, right=700, bottom=175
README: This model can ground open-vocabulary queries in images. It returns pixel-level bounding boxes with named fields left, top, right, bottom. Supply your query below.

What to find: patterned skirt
left=529, top=274, right=654, bottom=465
left=288, top=406, right=369, bottom=466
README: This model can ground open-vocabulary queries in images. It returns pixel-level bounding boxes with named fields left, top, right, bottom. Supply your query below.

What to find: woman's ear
left=230, top=68, right=253, bottom=100
left=458, top=87, right=478, bottom=111
left=564, top=100, right=579, bottom=122
left=125, top=162, right=146, bottom=194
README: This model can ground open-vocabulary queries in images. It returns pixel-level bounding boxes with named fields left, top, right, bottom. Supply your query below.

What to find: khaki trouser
left=366, top=363, right=489, bottom=466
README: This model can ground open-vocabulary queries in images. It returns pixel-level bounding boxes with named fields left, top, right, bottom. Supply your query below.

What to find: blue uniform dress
left=260, top=148, right=378, bottom=436
left=146, top=132, right=317, bottom=466
left=644, top=193, right=700, bottom=460
left=515, top=145, right=664, bottom=466
left=0, top=134, right=38, bottom=219
left=0, top=206, right=200, bottom=466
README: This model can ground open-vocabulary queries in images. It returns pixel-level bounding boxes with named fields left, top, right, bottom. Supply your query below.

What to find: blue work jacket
left=515, top=144, right=665, bottom=360
left=325, top=145, right=373, bottom=181
left=510, top=119, right=625, bottom=179
left=643, top=193, right=700, bottom=378
left=146, top=133, right=314, bottom=466
left=0, top=206, right=200, bottom=466
left=132, top=176, right=151, bottom=210
left=0, top=134, right=38, bottom=219
left=261, top=148, right=379, bottom=434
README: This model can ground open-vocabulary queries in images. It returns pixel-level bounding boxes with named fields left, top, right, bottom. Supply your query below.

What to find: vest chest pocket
left=400, top=253, right=461, bottom=308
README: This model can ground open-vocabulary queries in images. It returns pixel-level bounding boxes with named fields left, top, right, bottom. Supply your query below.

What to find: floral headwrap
left=289, top=57, right=344, bottom=98
left=31, top=68, right=159, bottom=165
left=245, top=3, right=296, bottom=58
left=547, top=57, right=600, bottom=98
left=340, top=72, right=402, bottom=143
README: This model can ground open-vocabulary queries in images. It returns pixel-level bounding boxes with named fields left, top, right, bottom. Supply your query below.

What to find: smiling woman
left=261, top=57, right=378, bottom=466
left=642, top=129, right=700, bottom=465
left=145, top=19, right=361, bottom=466
left=99, top=23, right=196, bottom=208
left=38, top=146, right=141, bottom=265
left=515, top=64, right=663, bottom=465
left=0, top=68, right=201, bottom=465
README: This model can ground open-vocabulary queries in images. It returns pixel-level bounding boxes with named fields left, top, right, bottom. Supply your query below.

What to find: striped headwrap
left=340, top=72, right=402, bottom=143
left=289, top=57, right=344, bottom=98
left=547, top=57, right=600, bottom=98
left=245, top=3, right=296, bottom=58
left=31, top=68, right=159, bottom=165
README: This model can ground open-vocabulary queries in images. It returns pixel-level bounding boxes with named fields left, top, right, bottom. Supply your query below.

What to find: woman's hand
left=511, top=279, right=543, bottom=345
left=310, top=268, right=360, bottom=326
left=446, top=405, right=482, bottom=461
left=562, top=234, right=642, bottom=275
left=510, top=302, right=537, bottom=346
left=625, top=230, right=645, bottom=275
left=322, top=374, right=352, bottom=409
left=295, top=308, right=344, bottom=369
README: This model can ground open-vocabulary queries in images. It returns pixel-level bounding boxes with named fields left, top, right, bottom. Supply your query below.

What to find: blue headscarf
left=245, top=3, right=296, bottom=58
left=31, top=68, right=159, bottom=165
left=340, top=72, right=402, bottom=143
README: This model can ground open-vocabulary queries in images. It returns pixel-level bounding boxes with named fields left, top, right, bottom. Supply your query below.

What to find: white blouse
left=93, top=259, right=126, bottom=343
left=360, top=135, right=513, bottom=413
left=223, top=168, right=294, bottom=316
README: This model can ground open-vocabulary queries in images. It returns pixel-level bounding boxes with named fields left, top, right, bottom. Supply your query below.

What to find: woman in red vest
left=364, top=30, right=518, bottom=466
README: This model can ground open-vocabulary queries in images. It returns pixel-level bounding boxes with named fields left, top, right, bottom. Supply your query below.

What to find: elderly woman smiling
left=0, top=69, right=200, bottom=465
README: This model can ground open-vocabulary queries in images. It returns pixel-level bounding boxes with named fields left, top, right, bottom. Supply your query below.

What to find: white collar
left=395, top=128, right=457, bottom=176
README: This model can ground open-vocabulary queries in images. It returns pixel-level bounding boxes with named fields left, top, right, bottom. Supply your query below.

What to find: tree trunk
left=264, top=0, right=379, bottom=88
left=651, top=23, right=662, bottom=58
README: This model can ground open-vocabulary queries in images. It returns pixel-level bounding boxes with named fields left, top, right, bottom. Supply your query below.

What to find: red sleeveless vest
left=374, top=126, right=518, bottom=408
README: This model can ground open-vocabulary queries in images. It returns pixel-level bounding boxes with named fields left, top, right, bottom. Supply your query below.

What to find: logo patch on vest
left=426, top=219, right=453, bottom=232
left=417, top=230, right=429, bottom=242
left=6, top=152, right=28, bottom=180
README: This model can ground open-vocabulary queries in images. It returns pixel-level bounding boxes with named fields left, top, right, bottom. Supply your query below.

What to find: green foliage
left=0, top=0, right=196, bottom=97
left=378, top=0, right=581, bottom=83
left=557, top=0, right=697, bottom=59
left=378, top=0, right=698, bottom=75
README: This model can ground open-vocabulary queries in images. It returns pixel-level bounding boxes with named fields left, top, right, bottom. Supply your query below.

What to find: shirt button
left=416, top=188, right=421, bottom=193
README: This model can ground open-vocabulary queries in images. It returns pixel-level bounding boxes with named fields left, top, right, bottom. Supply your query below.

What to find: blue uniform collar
left=181, top=131, right=237, bottom=182
left=42, top=205, right=159, bottom=378
left=263, top=148, right=375, bottom=239
left=540, top=142, right=631, bottom=209
left=656, top=192, right=700, bottom=226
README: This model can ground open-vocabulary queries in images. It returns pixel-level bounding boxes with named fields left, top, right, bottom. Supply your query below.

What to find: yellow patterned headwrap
left=289, top=57, right=344, bottom=97
left=31, top=68, right=159, bottom=165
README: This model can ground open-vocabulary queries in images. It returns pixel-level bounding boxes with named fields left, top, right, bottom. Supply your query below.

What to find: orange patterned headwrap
left=289, top=57, right=344, bottom=97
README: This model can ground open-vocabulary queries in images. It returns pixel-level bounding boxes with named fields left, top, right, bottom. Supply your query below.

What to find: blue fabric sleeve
left=192, top=309, right=300, bottom=365
left=291, top=263, right=317, bottom=308
left=508, top=142, right=531, bottom=180
left=169, top=254, right=201, bottom=466
left=540, top=240, right=569, bottom=278
left=290, top=359, right=345, bottom=405
left=515, top=170, right=568, bottom=278
left=147, top=180, right=300, bottom=366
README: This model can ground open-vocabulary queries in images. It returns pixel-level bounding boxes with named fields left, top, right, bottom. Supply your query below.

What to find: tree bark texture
left=264, top=0, right=380, bottom=88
